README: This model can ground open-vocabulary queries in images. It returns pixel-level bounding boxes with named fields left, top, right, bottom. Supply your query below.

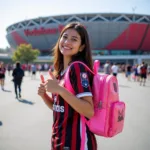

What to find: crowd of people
left=0, top=60, right=150, bottom=93
left=0, top=61, right=53, bottom=96
left=102, top=60, right=150, bottom=86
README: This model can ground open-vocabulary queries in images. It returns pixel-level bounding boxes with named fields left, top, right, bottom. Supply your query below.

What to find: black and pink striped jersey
left=51, top=63, right=97, bottom=150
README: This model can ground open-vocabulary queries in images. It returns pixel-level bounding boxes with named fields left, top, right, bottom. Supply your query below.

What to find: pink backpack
left=64, top=60, right=125, bottom=148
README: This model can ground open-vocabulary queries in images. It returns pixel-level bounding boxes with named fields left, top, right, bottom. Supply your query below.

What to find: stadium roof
left=6, top=13, right=150, bottom=33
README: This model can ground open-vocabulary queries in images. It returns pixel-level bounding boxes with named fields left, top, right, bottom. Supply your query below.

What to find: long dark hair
left=53, top=22, right=93, bottom=77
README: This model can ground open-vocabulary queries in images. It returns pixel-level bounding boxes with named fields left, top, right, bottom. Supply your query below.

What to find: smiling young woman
left=38, top=22, right=97, bottom=150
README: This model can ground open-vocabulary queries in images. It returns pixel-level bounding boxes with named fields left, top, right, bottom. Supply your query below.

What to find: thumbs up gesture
left=40, top=69, right=60, bottom=94
left=38, top=75, right=47, bottom=97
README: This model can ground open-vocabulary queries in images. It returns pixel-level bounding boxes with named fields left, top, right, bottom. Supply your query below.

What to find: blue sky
left=0, top=0, right=150, bottom=49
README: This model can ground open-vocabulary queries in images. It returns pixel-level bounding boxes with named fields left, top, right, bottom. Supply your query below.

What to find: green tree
left=12, top=44, right=40, bottom=64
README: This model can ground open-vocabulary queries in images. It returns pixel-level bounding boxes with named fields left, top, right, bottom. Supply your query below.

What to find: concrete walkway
left=0, top=72, right=150, bottom=150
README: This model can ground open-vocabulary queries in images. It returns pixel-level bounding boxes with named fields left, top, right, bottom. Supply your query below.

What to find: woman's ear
left=79, top=44, right=85, bottom=52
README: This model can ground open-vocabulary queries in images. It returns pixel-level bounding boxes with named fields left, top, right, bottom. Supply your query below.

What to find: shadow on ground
left=0, top=121, right=3, bottom=126
left=119, top=85, right=131, bottom=88
left=2, top=89, right=12, bottom=92
left=17, top=99, right=34, bottom=105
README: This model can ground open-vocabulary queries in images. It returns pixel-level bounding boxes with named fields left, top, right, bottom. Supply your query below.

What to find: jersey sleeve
left=69, top=63, right=93, bottom=98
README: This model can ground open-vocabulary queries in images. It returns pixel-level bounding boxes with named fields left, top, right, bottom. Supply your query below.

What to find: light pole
left=132, top=6, right=137, bottom=22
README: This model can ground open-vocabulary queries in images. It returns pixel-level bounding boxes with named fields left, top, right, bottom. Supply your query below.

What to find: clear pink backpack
left=64, top=60, right=125, bottom=149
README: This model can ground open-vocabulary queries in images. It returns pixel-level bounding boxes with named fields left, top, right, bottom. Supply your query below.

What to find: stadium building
left=6, top=13, right=150, bottom=64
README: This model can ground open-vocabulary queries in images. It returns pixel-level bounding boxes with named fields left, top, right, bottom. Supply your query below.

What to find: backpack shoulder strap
left=64, top=61, right=92, bottom=94
left=64, top=61, right=100, bottom=149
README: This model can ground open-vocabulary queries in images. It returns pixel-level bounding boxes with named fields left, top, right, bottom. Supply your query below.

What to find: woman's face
left=59, top=28, right=82, bottom=57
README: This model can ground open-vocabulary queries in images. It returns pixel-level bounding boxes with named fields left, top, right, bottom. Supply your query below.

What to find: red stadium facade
left=6, top=13, right=150, bottom=64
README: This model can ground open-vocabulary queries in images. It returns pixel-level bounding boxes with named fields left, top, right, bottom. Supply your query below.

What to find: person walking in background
left=27, top=64, right=31, bottom=76
left=31, top=64, right=36, bottom=79
left=147, top=64, right=150, bottom=80
left=7, top=63, right=12, bottom=76
left=140, top=62, right=147, bottom=86
left=137, top=64, right=142, bottom=81
left=125, top=64, right=132, bottom=81
left=103, top=60, right=111, bottom=75
left=37, top=64, right=42, bottom=72
left=0, top=62, right=6, bottom=90
left=111, top=63, right=118, bottom=77
left=133, top=64, right=140, bottom=82
left=44, top=63, right=49, bottom=71
left=38, top=22, right=97, bottom=150
left=12, top=61, right=24, bottom=99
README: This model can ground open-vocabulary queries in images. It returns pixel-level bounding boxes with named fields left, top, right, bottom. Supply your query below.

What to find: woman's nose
left=64, top=39, right=71, bottom=45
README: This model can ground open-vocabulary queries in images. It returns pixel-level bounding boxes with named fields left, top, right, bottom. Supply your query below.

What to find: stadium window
left=68, top=18, right=79, bottom=22
left=55, top=18, right=63, bottom=23
left=139, top=18, right=149, bottom=23
left=92, top=50, right=109, bottom=55
left=93, top=18, right=105, bottom=22
left=46, top=20, right=56, bottom=24
left=28, top=23, right=35, bottom=27
left=33, top=20, right=40, bottom=25
left=87, top=16, right=94, bottom=21
left=117, top=17, right=129, bottom=22
left=111, top=50, right=131, bottom=55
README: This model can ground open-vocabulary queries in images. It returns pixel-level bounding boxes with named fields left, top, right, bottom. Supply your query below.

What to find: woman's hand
left=38, top=74, right=46, bottom=97
left=38, top=73, right=53, bottom=110
left=43, top=70, right=62, bottom=94
left=38, top=83, right=46, bottom=97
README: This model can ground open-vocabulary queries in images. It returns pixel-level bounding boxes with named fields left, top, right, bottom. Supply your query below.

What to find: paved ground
left=0, top=71, right=150, bottom=150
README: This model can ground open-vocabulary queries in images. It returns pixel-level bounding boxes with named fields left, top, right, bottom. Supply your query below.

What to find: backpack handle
left=93, top=60, right=100, bottom=74
left=67, top=60, right=100, bottom=75
left=70, top=61, right=95, bottom=74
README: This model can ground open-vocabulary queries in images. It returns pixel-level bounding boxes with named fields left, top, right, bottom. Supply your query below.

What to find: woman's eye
left=62, top=35, right=67, bottom=39
left=71, top=38, right=77, bottom=42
